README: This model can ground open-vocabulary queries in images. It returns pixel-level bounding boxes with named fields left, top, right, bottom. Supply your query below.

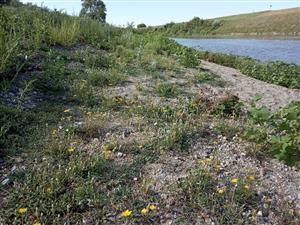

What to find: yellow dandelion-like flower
left=248, top=175, right=255, bottom=181
left=138, top=145, right=144, bottom=149
left=148, top=204, right=157, bottom=210
left=197, top=159, right=205, bottom=164
left=288, top=200, right=293, bottom=205
left=46, top=187, right=52, bottom=193
left=18, top=207, right=27, bottom=215
left=68, top=147, right=75, bottom=153
left=121, top=209, right=132, bottom=217
left=244, top=185, right=250, bottom=191
left=33, top=223, right=41, bottom=225
left=141, top=208, right=148, bottom=215
left=217, top=188, right=225, bottom=194
left=231, top=178, right=238, bottom=184
left=104, top=150, right=112, bottom=159
left=63, top=109, right=71, bottom=113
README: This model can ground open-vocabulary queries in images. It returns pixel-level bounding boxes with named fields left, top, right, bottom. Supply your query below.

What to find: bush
left=177, top=47, right=200, bottom=68
left=248, top=99, right=300, bottom=165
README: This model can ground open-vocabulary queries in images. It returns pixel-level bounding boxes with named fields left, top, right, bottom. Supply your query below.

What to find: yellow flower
left=68, top=147, right=75, bottom=153
left=104, top=150, right=112, bottom=159
left=248, top=175, right=255, bottom=181
left=46, top=187, right=53, bottom=193
left=288, top=200, right=293, bottom=205
left=217, top=188, right=225, bottom=194
left=141, top=208, right=148, bottom=215
left=18, top=207, right=27, bottom=215
left=244, top=185, right=250, bottom=191
left=138, top=145, right=144, bottom=149
left=121, top=209, right=132, bottom=217
left=148, top=204, right=157, bottom=210
left=197, top=159, right=205, bottom=164
left=231, top=178, right=238, bottom=184
left=33, top=223, right=41, bottom=225
left=63, top=109, right=71, bottom=113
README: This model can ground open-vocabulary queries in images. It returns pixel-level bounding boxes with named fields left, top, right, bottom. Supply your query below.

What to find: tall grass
left=0, top=5, right=118, bottom=79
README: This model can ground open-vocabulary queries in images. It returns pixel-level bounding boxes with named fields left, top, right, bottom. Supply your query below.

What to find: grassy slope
left=215, top=7, right=300, bottom=35
left=150, top=7, right=300, bottom=37
left=0, top=4, right=300, bottom=225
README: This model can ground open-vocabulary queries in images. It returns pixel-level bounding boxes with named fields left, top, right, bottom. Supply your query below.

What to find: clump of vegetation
left=86, top=68, right=126, bottom=87
left=180, top=161, right=259, bottom=224
left=146, top=16, right=221, bottom=37
left=213, top=94, right=242, bottom=116
left=155, top=82, right=182, bottom=98
left=195, top=70, right=225, bottom=87
left=245, top=98, right=300, bottom=165
left=177, top=47, right=200, bottom=68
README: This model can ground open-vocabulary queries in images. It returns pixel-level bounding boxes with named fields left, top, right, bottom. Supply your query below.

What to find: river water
left=175, top=38, right=300, bottom=65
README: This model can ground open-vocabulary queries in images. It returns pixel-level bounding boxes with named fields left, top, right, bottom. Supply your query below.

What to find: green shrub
left=248, top=99, right=300, bottom=165
left=155, top=82, right=182, bottom=98
left=178, top=47, right=199, bottom=68
left=195, top=71, right=225, bottom=87
left=213, top=95, right=242, bottom=116
left=86, top=68, right=126, bottom=87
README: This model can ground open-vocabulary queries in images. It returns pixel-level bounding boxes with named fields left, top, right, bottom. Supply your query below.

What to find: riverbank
left=1, top=4, right=300, bottom=225
left=170, top=34, right=300, bottom=40
left=147, top=7, right=300, bottom=38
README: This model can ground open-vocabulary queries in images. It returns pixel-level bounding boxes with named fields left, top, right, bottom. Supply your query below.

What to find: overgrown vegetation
left=180, top=163, right=259, bottom=224
left=244, top=98, right=300, bottom=165
left=0, top=2, right=299, bottom=225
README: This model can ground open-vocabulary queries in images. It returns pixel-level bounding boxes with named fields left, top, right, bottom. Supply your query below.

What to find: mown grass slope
left=215, top=7, right=300, bottom=35
left=148, top=7, right=300, bottom=37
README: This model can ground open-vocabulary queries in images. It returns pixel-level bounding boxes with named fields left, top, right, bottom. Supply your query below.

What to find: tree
left=137, top=23, right=147, bottom=29
left=80, top=0, right=106, bottom=23
left=0, top=0, right=21, bottom=6
left=0, top=0, right=10, bottom=5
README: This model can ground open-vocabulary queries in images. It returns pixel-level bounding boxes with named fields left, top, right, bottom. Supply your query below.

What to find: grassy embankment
left=147, top=7, right=300, bottom=37
left=0, top=3, right=300, bottom=224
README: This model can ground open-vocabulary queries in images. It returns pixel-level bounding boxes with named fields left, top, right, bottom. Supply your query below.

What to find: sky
left=21, top=0, right=300, bottom=26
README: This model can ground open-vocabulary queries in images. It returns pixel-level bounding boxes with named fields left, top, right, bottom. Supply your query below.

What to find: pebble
left=257, top=211, right=263, bottom=217
left=1, top=178, right=10, bottom=185
left=116, top=152, right=123, bottom=157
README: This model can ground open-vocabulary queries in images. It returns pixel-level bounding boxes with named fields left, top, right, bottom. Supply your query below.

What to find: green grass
left=1, top=2, right=300, bottom=224
left=147, top=7, right=300, bottom=37
left=180, top=166, right=259, bottom=224
left=195, top=70, right=225, bottom=87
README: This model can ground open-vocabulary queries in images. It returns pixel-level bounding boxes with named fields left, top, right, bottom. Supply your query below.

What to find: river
left=175, top=38, right=300, bottom=65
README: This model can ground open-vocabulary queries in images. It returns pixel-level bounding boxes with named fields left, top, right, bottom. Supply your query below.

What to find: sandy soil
left=201, top=60, right=300, bottom=110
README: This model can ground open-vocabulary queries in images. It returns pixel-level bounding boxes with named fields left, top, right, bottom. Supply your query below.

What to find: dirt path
left=201, top=60, right=300, bottom=109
